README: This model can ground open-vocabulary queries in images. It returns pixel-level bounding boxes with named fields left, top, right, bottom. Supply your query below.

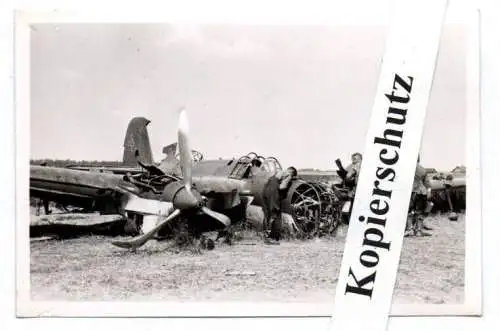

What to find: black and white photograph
left=15, top=5, right=481, bottom=318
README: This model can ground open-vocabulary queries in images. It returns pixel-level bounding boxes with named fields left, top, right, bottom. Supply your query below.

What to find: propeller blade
left=111, top=209, right=181, bottom=249
left=200, top=206, right=231, bottom=227
left=178, top=109, right=193, bottom=190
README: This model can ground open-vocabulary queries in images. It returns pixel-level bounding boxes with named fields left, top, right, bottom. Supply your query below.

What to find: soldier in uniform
left=345, top=152, right=363, bottom=219
left=405, top=155, right=433, bottom=237
left=261, top=166, right=297, bottom=244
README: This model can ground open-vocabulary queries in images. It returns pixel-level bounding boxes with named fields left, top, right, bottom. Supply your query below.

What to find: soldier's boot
left=422, top=202, right=434, bottom=230
left=265, top=219, right=281, bottom=245
left=404, top=228, right=414, bottom=237
left=264, top=236, right=280, bottom=245
left=415, top=217, right=432, bottom=237
left=404, top=214, right=415, bottom=237
left=421, top=212, right=433, bottom=231
left=422, top=221, right=434, bottom=231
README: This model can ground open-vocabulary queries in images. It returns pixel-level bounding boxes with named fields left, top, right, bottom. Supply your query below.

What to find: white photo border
left=14, top=1, right=482, bottom=318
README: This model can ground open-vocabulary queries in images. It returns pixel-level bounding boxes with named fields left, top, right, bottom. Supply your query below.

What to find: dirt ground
left=30, top=213, right=465, bottom=304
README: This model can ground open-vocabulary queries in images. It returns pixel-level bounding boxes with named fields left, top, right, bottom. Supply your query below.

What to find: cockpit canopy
left=228, top=152, right=283, bottom=179
left=190, top=152, right=283, bottom=180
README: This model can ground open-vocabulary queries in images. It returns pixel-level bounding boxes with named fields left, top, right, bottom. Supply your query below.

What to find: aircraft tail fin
left=123, top=117, right=154, bottom=167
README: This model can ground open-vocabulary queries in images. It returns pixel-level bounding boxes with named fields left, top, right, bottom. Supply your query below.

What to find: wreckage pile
left=29, top=175, right=346, bottom=241
left=29, top=164, right=466, bottom=243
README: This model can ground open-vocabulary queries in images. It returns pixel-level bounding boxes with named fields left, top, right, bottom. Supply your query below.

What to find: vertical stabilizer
left=123, top=117, right=154, bottom=166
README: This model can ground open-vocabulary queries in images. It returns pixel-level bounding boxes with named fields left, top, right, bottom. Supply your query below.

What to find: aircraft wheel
left=283, top=181, right=322, bottom=236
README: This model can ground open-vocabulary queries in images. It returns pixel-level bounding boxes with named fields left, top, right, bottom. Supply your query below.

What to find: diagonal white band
left=329, top=1, right=448, bottom=330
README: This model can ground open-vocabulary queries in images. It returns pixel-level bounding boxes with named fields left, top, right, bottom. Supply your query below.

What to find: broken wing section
left=30, top=165, right=139, bottom=213
left=30, top=165, right=176, bottom=217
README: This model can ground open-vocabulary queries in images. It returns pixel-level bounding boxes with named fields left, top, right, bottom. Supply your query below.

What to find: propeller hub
left=162, top=181, right=203, bottom=210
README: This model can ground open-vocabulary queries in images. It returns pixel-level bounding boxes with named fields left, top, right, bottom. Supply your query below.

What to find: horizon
left=29, top=157, right=465, bottom=173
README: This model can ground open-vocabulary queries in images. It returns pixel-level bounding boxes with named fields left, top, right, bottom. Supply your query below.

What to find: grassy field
left=30, top=213, right=465, bottom=304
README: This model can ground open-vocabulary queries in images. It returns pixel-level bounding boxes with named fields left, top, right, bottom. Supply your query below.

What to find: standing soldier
left=345, top=152, right=363, bottom=219
left=261, top=166, right=297, bottom=244
left=345, top=152, right=362, bottom=188
left=405, top=155, right=433, bottom=237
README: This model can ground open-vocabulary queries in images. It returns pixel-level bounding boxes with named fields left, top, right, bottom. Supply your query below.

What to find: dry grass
left=30, top=213, right=464, bottom=304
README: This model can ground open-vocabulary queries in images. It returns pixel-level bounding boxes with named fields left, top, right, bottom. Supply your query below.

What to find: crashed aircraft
left=30, top=111, right=340, bottom=249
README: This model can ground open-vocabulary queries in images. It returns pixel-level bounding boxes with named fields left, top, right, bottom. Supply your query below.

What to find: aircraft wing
left=30, top=165, right=141, bottom=212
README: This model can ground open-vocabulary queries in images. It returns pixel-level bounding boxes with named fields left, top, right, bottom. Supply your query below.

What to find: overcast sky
left=30, top=23, right=466, bottom=170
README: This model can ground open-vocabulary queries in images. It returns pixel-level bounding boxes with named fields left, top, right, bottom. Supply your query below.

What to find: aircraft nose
left=173, top=187, right=203, bottom=210
left=162, top=181, right=204, bottom=211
